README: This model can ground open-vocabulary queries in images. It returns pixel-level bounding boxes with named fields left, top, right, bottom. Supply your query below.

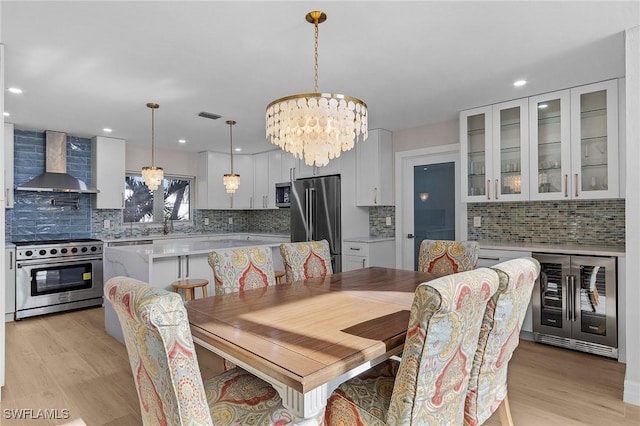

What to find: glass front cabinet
left=530, top=80, right=619, bottom=200
left=461, top=99, right=529, bottom=202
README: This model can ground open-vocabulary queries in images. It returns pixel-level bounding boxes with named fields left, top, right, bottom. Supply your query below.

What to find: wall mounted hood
left=15, top=131, right=99, bottom=194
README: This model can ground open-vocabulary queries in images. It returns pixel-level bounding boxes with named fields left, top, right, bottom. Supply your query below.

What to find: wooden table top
left=187, top=267, right=436, bottom=393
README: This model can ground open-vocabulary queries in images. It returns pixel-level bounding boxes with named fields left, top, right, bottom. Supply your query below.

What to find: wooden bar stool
left=274, top=270, right=286, bottom=284
left=171, top=278, right=209, bottom=301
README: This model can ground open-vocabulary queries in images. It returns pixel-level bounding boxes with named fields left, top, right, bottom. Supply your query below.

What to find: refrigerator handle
left=566, top=275, right=572, bottom=322
left=570, top=275, right=577, bottom=321
left=308, top=187, right=316, bottom=241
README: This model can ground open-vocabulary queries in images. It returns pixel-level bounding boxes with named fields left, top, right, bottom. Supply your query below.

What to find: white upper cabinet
left=253, top=150, right=286, bottom=209
left=461, top=99, right=529, bottom=203
left=295, top=155, right=341, bottom=179
left=4, top=123, right=14, bottom=208
left=356, top=128, right=393, bottom=206
left=280, top=152, right=297, bottom=182
left=530, top=80, right=620, bottom=200
left=91, top=136, right=125, bottom=209
left=570, top=80, right=619, bottom=199
left=197, top=151, right=232, bottom=209
left=231, top=155, right=254, bottom=209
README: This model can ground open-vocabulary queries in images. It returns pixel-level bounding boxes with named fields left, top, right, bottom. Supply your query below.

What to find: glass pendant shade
left=266, top=11, right=368, bottom=168
left=142, top=102, right=163, bottom=190
left=223, top=120, right=240, bottom=193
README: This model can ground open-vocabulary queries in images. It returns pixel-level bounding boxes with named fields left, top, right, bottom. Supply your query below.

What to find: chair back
left=279, top=240, right=333, bottom=282
left=418, top=239, right=479, bottom=277
left=208, top=246, right=276, bottom=295
left=104, top=276, right=212, bottom=426
left=386, top=268, right=500, bottom=425
left=464, top=257, right=540, bottom=425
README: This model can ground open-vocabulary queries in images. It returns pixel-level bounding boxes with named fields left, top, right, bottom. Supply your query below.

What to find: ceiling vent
left=198, top=112, right=222, bottom=120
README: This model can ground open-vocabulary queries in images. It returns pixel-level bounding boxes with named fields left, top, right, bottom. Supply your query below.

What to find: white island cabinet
left=103, top=235, right=287, bottom=343
left=342, top=237, right=395, bottom=271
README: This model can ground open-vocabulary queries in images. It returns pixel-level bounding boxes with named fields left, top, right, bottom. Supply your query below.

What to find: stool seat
left=274, top=270, right=286, bottom=284
left=171, top=278, right=209, bottom=301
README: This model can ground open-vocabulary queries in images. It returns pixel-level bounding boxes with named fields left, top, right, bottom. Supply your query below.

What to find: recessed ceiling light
left=235, top=148, right=242, bottom=152
left=3, top=112, right=9, bottom=117
left=178, top=139, right=187, bottom=144
left=538, top=103, right=548, bottom=109
left=8, top=87, right=23, bottom=94
left=513, top=80, right=527, bottom=87
left=103, top=128, right=112, bottom=133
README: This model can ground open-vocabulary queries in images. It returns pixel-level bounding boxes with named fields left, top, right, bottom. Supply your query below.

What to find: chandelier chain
left=229, top=121, right=234, bottom=173
left=314, top=19, right=319, bottom=93
left=150, top=107, right=155, bottom=166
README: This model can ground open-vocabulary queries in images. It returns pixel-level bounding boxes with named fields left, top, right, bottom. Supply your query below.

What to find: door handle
left=407, top=234, right=415, bottom=239
left=565, top=275, right=571, bottom=321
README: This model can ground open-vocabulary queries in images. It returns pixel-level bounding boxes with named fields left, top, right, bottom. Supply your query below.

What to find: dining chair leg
left=201, top=285, right=208, bottom=298
left=185, top=288, right=194, bottom=301
left=498, top=395, right=514, bottom=426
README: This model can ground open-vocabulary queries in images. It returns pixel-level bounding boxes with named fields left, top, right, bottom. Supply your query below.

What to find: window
left=124, top=174, right=192, bottom=223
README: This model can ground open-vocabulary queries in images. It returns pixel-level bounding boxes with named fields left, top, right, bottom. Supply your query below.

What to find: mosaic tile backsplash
left=467, top=199, right=625, bottom=246
left=369, top=206, right=396, bottom=238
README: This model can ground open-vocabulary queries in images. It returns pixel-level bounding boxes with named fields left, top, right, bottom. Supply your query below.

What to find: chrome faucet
left=163, top=213, right=172, bottom=235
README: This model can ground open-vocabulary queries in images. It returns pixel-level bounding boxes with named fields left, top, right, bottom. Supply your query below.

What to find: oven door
left=15, top=257, right=104, bottom=314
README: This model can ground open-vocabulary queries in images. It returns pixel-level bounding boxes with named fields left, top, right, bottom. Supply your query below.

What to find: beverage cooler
left=532, top=253, right=617, bottom=359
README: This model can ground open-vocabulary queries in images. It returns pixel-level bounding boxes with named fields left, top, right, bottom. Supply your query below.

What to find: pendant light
left=266, top=10, right=368, bottom=167
left=223, top=120, right=240, bottom=193
left=141, top=102, right=163, bottom=191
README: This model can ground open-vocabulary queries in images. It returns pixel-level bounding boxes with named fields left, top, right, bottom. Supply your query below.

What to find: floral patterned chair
left=279, top=240, right=333, bottom=283
left=208, top=246, right=276, bottom=295
left=464, top=257, right=540, bottom=426
left=324, top=268, right=500, bottom=425
left=105, top=276, right=295, bottom=426
left=418, top=239, right=480, bottom=277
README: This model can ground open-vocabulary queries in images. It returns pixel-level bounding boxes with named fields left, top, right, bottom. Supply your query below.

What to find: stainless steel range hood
left=16, top=131, right=99, bottom=194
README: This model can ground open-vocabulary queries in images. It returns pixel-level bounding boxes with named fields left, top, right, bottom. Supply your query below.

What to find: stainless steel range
left=14, top=239, right=104, bottom=320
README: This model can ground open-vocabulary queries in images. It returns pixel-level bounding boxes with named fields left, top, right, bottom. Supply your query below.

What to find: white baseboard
left=4, top=313, right=14, bottom=323
left=624, top=379, right=640, bottom=406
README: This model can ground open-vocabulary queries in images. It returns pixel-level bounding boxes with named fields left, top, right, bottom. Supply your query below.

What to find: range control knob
left=50, top=249, right=58, bottom=255
left=90, top=246, right=97, bottom=252
left=61, top=248, right=68, bottom=254
left=71, top=247, right=78, bottom=253
left=81, top=247, right=88, bottom=253
left=39, top=250, right=47, bottom=256
left=25, top=250, right=33, bottom=257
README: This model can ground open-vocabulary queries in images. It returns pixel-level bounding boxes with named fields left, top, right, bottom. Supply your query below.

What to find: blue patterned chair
left=208, top=246, right=277, bottom=295
left=464, top=257, right=540, bottom=426
left=418, top=239, right=480, bottom=277
left=105, top=276, right=295, bottom=425
left=279, top=240, right=333, bottom=282
left=324, top=268, right=500, bottom=425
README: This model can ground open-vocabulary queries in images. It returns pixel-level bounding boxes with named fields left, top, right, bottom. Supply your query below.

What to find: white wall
left=126, top=144, right=199, bottom=177
left=393, top=119, right=458, bottom=152
left=624, top=25, right=640, bottom=406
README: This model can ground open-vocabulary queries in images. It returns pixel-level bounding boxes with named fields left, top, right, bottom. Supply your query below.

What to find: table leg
left=274, top=384, right=327, bottom=426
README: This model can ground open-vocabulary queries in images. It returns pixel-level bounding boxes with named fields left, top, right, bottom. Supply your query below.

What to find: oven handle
left=16, top=256, right=103, bottom=268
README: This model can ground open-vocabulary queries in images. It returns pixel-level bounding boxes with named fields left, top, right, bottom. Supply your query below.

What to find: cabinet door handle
left=178, top=255, right=182, bottom=278
left=349, top=247, right=361, bottom=251
left=494, top=179, right=499, bottom=200
left=574, top=174, right=579, bottom=198
left=564, top=175, right=568, bottom=198
left=186, top=255, right=190, bottom=277
left=362, top=258, right=366, bottom=268
left=487, top=180, right=491, bottom=200
left=9, top=250, right=13, bottom=269
left=373, top=187, right=378, bottom=204
left=565, top=275, right=571, bottom=321
left=5, top=188, right=10, bottom=207
left=250, top=196, right=253, bottom=209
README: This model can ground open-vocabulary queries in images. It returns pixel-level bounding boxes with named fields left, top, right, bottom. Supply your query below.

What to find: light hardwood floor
left=0, top=307, right=638, bottom=425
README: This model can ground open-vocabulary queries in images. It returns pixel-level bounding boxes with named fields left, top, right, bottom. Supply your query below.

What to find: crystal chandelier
left=141, top=102, right=163, bottom=191
left=223, top=120, right=240, bottom=193
left=266, top=11, right=368, bottom=167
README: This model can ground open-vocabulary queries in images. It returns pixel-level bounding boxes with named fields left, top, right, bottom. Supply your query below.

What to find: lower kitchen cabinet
left=5, top=247, right=15, bottom=322
left=342, top=239, right=395, bottom=272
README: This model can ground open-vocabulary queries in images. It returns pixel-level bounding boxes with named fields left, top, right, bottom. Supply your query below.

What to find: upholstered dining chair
left=464, top=257, right=540, bottom=426
left=324, top=267, right=500, bottom=425
left=418, top=239, right=480, bottom=277
left=208, top=246, right=276, bottom=295
left=279, top=240, right=333, bottom=282
left=104, top=276, right=295, bottom=426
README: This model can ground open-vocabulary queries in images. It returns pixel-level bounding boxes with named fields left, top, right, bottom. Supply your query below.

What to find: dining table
left=186, top=266, right=436, bottom=425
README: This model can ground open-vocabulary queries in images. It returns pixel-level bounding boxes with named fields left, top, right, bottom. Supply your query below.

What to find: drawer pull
left=349, top=247, right=361, bottom=251
left=479, top=256, right=499, bottom=261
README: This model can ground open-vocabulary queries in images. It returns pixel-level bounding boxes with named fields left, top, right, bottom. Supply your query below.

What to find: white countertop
left=478, top=241, right=625, bottom=257
left=103, top=232, right=289, bottom=244
left=105, top=238, right=284, bottom=259
left=343, top=236, right=395, bottom=243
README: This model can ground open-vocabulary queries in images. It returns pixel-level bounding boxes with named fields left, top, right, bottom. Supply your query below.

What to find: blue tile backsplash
left=7, top=130, right=93, bottom=241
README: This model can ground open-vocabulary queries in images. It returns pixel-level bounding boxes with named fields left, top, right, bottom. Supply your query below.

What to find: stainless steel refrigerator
left=290, top=175, right=341, bottom=273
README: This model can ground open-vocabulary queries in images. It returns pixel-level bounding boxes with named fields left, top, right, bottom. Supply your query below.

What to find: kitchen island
left=103, top=233, right=288, bottom=343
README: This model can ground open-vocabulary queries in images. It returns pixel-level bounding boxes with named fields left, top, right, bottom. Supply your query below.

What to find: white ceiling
left=2, top=1, right=638, bottom=155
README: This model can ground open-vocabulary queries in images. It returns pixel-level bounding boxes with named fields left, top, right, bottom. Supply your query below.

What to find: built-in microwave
left=275, top=182, right=291, bottom=208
